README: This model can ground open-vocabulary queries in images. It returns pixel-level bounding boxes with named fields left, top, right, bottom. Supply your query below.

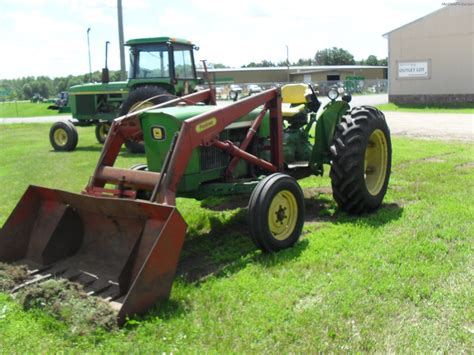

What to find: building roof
left=198, top=65, right=387, bottom=73
left=125, top=37, right=194, bottom=46
left=382, top=4, right=449, bottom=37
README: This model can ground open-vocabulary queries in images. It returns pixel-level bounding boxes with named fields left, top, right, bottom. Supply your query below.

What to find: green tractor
left=49, top=36, right=201, bottom=153
left=1, top=84, right=391, bottom=324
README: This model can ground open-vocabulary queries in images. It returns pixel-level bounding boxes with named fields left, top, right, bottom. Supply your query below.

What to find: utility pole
left=87, top=28, right=92, bottom=82
left=117, top=0, right=126, bottom=80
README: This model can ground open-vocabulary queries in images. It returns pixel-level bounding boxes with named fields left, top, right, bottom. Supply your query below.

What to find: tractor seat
left=281, top=84, right=312, bottom=118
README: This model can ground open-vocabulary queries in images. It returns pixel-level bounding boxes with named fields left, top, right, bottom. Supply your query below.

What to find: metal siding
left=388, top=4, right=474, bottom=96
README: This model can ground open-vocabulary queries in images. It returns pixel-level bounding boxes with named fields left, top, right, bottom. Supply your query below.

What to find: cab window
left=173, top=45, right=195, bottom=79
left=129, top=44, right=170, bottom=79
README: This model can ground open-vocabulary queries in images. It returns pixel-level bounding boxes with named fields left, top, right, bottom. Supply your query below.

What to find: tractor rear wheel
left=248, top=173, right=305, bottom=252
left=329, top=106, right=392, bottom=214
left=49, top=121, right=78, bottom=151
left=119, top=86, right=172, bottom=154
left=95, top=122, right=110, bottom=144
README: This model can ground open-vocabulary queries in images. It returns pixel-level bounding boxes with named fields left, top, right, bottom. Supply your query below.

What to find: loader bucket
left=0, top=185, right=186, bottom=325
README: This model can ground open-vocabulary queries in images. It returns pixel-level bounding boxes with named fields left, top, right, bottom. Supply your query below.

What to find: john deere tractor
left=1, top=84, right=391, bottom=325
left=49, top=36, right=200, bottom=153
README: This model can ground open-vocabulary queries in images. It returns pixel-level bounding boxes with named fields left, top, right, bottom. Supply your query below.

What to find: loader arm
left=156, top=88, right=283, bottom=205
left=86, top=89, right=216, bottom=195
left=85, top=87, right=284, bottom=206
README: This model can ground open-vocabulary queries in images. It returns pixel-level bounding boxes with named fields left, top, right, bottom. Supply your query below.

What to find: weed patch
left=0, top=263, right=28, bottom=292
left=16, top=279, right=117, bottom=334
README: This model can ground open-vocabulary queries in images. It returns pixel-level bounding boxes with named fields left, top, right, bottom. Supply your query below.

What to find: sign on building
left=397, top=60, right=430, bottom=79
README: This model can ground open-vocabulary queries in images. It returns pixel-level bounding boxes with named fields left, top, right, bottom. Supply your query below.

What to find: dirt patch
left=303, top=187, right=332, bottom=198
left=424, top=158, right=446, bottom=163
left=455, top=162, right=474, bottom=170
left=16, top=278, right=117, bottom=334
left=0, top=263, right=28, bottom=292
left=398, top=152, right=454, bottom=168
left=177, top=252, right=225, bottom=283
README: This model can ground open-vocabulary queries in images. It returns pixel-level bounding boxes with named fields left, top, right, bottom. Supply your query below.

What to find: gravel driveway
left=1, top=94, right=472, bottom=141
left=384, top=111, right=473, bottom=141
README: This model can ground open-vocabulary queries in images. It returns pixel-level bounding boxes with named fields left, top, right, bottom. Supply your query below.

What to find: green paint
left=125, top=37, right=193, bottom=46
left=68, top=82, right=128, bottom=94
left=310, top=100, right=350, bottom=175
left=140, top=105, right=272, bottom=196
left=140, top=92, right=349, bottom=196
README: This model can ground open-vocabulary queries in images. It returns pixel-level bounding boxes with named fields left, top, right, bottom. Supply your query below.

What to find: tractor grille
left=201, top=146, right=229, bottom=171
left=75, top=95, right=96, bottom=115
left=200, top=128, right=248, bottom=171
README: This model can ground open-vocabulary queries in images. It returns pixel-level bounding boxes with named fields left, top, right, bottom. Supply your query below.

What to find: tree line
left=0, top=70, right=122, bottom=101
left=230, top=48, right=386, bottom=68
left=1, top=48, right=386, bottom=100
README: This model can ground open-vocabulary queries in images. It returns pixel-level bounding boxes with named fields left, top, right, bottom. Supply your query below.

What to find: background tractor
left=49, top=36, right=203, bottom=153
left=1, top=84, right=391, bottom=325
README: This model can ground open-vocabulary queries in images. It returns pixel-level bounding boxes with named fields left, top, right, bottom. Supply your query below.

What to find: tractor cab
left=126, top=37, right=198, bottom=96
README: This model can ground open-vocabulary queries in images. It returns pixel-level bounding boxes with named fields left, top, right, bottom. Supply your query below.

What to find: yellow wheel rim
left=98, top=123, right=110, bottom=141
left=129, top=101, right=154, bottom=113
left=53, top=128, right=68, bottom=146
left=364, top=129, right=388, bottom=196
left=267, top=190, right=298, bottom=241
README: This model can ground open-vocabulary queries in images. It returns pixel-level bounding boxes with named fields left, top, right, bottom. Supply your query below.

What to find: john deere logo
left=196, top=117, right=217, bottom=133
left=151, top=126, right=166, bottom=141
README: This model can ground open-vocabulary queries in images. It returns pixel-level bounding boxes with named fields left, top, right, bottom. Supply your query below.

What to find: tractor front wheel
left=329, top=106, right=392, bottom=214
left=95, top=122, right=110, bottom=144
left=49, top=121, right=78, bottom=151
left=119, top=86, right=172, bottom=154
left=248, top=173, right=305, bottom=252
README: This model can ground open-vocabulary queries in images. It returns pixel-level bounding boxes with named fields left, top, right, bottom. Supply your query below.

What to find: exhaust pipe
left=102, top=41, right=110, bottom=84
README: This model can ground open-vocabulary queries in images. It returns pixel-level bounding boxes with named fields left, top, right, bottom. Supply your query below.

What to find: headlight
left=328, top=88, right=339, bottom=100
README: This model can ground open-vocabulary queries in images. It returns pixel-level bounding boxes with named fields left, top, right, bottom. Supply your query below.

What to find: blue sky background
left=0, top=0, right=443, bottom=79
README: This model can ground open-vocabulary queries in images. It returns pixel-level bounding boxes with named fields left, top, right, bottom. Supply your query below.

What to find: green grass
left=376, top=102, right=474, bottom=113
left=0, top=101, right=67, bottom=118
left=0, top=124, right=473, bottom=352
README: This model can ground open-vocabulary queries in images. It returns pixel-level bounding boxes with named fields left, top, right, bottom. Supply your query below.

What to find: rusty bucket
left=0, top=185, right=186, bottom=325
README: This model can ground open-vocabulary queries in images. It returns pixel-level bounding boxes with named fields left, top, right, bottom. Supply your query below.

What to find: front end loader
left=0, top=84, right=391, bottom=325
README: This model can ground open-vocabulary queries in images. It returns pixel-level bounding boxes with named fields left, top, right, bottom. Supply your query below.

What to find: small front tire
left=95, top=122, right=110, bottom=144
left=248, top=173, right=305, bottom=252
left=49, top=121, right=78, bottom=151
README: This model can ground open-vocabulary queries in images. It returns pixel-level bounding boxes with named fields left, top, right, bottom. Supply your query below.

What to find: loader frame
left=85, top=88, right=284, bottom=206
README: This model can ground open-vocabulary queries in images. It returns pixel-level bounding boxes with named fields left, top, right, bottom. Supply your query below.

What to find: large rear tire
left=329, top=106, right=392, bottom=214
left=119, top=86, right=172, bottom=154
left=248, top=173, right=305, bottom=252
left=49, top=121, right=78, bottom=151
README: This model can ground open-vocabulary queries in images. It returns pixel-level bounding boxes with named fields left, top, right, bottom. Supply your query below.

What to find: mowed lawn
left=0, top=124, right=473, bottom=352
left=0, top=101, right=67, bottom=118
left=376, top=102, right=474, bottom=114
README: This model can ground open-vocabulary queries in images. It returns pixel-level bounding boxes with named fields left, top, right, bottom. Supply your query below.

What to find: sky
left=0, top=0, right=444, bottom=79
